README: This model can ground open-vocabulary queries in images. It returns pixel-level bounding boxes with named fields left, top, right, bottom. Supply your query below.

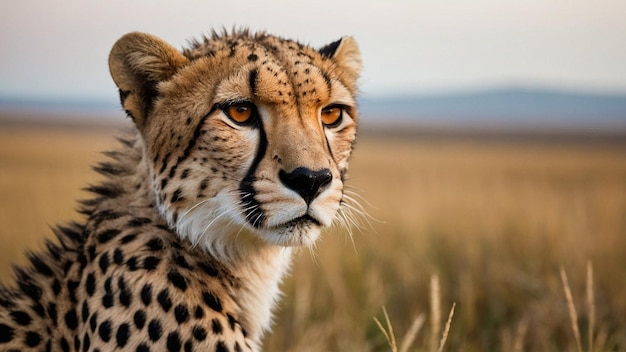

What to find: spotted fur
left=0, top=29, right=361, bottom=351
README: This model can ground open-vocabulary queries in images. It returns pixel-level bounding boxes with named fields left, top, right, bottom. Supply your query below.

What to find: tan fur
left=0, top=29, right=361, bottom=351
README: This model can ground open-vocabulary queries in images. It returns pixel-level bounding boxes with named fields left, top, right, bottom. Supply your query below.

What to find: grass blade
left=399, top=313, right=426, bottom=352
left=374, top=306, right=397, bottom=352
left=560, top=267, right=583, bottom=352
left=587, top=261, right=595, bottom=352
left=430, top=274, right=441, bottom=352
left=438, top=302, right=456, bottom=352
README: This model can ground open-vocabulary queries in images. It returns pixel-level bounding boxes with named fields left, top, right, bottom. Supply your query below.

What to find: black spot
left=0, top=323, right=14, bottom=342
left=99, top=252, right=110, bottom=274
left=67, top=280, right=79, bottom=303
left=137, top=343, right=150, bottom=352
left=64, top=309, right=78, bottom=329
left=10, top=310, right=32, bottom=326
left=216, top=341, right=229, bottom=352
left=174, top=304, right=190, bottom=324
left=159, top=153, right=171, bottom=174
left=141, top=284, right=153, bottom=306
left=148, top=320, right=162, bottom=341
left=194, top=306, right=204, bottom=319
left=202, top=291, right=223, bottom=312
left=60, top=337, right=70, bottom=352
left=226, top=313, right=237, bottom=331
left=102, top=293, right=114, bottom=308
left=211, top=319, right=223, bottom=334
left=144, top=256, right=161, bottom=271
left=171, top=188, right=184, bottom=203
left=168, top=163, right=179, bottom=178
left=74, top=335, right=80, bottom=351
left=167, top=270, right=188, bottom=291
left=173, top=254, right=191, bottom=269
left=81, top=300, right=90, bottom=323
left=47, top=302, right=57, bottom=324
left=120, top=233, right=138, bottom=244
left=192, top=325, right=207, bottom=341
left=167, top=332, right=182, bottom=352
left=82, top=332, right=91, bottom=352
left=128, top=217, right=151, bottom=227
left=184, top=340, right=193, bottom=352
left=157, top=289, right=172, bottom=312
left=146, top=238, right=164, bottom=251
left=85, top=272, right=96, bottom=296
left=31, top=302, right=45, bottom=318
left=87, top=245, right=96, bottom=262
left=234, top=342, right=243, bottom=352
left=99, top=320, right=112, bottom=342
left=199, top=261, right=219, bottom=277
left=116, top=323, right=130, bottom=348
left=247, top=53, right=258, bottom=61
left=118, top=276, right=132, bottom=307
left=104, top=277, right=112, bottom=293
left=97, top=229, right=121, bottom=244
left=127, top=256, right=139, bottom=271
left=185, top=117, right=192, bottom=125
left=161, top=178, right=168, bottom=189
left=181, top=169, right=190, bottom=179
left=24, top=330, right=41, bottom=347
left=134, top=310, right=146, bottom=329
left=113, top=249, right=124, bottom=264
left=52, top=279, right=62, bottom=296
left=89, top=312, right=98, bottom=332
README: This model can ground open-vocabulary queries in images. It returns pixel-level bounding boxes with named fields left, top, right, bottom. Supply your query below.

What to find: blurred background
left=1, top=1, right=625, bottom=350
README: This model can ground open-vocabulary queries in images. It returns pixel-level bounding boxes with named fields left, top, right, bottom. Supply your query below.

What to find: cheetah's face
left=109, top=31, right=361, bottom=248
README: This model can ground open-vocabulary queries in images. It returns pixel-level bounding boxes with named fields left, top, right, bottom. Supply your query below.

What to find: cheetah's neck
left=182, top=222, right=294, bottom=342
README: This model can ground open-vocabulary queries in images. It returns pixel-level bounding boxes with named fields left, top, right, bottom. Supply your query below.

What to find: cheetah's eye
left=223, top=102, right=256, bottom=125
left=321, top=105, right=344, bottom=128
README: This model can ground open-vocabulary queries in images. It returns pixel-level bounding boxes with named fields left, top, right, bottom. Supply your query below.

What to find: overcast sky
left=1, top=0, right=625, bottom=101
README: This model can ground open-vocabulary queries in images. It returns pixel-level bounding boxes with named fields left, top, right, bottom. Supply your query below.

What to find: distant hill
left=2, top=87, right=626, bottom=131
left=359, top=87, right=626, bottom=131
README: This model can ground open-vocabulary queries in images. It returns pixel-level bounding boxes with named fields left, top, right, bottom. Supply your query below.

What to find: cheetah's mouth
left=271, top=214, right=321, bottom=230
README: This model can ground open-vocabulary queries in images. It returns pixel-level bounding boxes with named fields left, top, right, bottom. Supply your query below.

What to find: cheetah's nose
left=279, top=167, right=333, bottom=205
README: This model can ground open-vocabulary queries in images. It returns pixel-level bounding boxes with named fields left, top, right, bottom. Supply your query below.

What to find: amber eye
left=224, top=102, right=255, bottom=124
left=321, top=105, right=344, bottom=127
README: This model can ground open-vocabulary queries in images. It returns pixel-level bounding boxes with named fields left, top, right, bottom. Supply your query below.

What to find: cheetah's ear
left=319, top=37, right=362, bottom=80
left=109, top=32, right=188, bottom=130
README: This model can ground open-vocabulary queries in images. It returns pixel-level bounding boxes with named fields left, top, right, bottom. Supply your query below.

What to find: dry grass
left=1, top=124, right=626, bottom=350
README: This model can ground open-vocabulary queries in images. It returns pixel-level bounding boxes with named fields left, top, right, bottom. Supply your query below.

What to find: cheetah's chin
left=260, top=215, right=323, bottom=247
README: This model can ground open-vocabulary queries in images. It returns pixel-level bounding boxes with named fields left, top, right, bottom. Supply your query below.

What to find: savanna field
left=0, top=120, right=625, bottom=351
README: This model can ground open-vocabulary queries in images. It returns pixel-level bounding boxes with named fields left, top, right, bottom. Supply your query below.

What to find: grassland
left=1, top=123, right=625, bottom=351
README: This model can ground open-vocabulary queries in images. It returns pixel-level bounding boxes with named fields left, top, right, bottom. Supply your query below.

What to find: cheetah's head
left=108, top=30, right=361, bottom=250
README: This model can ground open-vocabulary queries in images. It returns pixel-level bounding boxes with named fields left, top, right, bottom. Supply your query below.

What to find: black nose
left=279, top=167, right=333, bottom=205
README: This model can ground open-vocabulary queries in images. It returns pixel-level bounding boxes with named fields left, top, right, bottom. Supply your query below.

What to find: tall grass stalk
left=587, top=261, right=595, bottom=352
left=430, top=274, right=441, bottom=352
left=560, top=267, right=584, bottom=352
left=399, top=313, right=426, bottom=352
left=374, top=306, right=397, bottom=352
left=437, top=302, right=456, bottom=352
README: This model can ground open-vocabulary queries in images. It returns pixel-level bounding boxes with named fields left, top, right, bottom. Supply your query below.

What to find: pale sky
left=1, top=0, right=626, bottom=101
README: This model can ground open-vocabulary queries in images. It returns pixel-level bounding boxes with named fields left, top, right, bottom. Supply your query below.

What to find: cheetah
left=0, top=29, right=361, bottom=351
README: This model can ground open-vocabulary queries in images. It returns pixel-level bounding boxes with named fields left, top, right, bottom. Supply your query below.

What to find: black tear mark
left=239, top=114, right=267, bottom=228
